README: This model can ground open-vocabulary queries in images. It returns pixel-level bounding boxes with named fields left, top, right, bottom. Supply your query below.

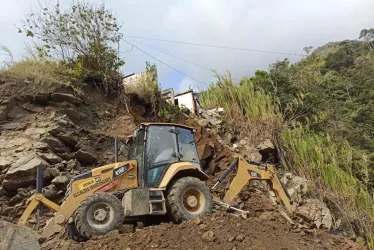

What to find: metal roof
left=174, top=89, right=194, bottom=97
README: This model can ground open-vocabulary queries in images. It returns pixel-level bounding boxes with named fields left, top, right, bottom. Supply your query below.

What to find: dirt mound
left=42, top=211, right=364, bottom=250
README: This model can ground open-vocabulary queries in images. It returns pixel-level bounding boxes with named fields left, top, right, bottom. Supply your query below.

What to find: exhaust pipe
left=36, top=168, right=44, bottom=230
left=114, top=137, right=118, bottom=163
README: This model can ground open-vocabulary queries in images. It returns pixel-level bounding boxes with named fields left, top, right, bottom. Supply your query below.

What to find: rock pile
left=281, top=173, right=333, bottom=231
left=0, top=91, right=132, bottom=222
left=195, top=107, right=276, bottom=171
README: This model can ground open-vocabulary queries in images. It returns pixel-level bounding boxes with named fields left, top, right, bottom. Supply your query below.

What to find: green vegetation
left=123, top=62, right=185, bottom=122
left=0, top=59, right=83, bottom=94
left=199, top=72, right=280, bottom=145
left=17, top=0, right=124, bottom=95
left=281, top=127, right=373, bottom=246
left=199, top=34, right=374, bottom=247
left=124, top=62, right=160, bottom=109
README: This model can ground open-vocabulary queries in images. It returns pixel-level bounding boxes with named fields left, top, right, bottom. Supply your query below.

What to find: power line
left=122, top=39, right=207, bottom=86
left=124, top=35, right=305, bottom=57
left=125, top=39, right=241, bottom=82
left=127, top=39, right=214, bottom=73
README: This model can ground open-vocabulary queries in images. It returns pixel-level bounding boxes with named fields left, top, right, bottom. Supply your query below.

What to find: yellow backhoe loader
left=1, top=122, right=293, bottom=249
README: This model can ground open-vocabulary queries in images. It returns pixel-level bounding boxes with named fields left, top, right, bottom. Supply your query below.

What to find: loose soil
left=42, top=211, right=364, bottom=250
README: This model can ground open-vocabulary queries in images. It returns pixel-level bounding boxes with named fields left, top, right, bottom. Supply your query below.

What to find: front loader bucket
left=0, top=220, right=40, bottom=250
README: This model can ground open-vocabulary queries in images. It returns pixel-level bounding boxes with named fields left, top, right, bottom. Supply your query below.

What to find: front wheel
left=166, top=177, right=212, bottom=223
left=74, top=193, right=124, bottom=240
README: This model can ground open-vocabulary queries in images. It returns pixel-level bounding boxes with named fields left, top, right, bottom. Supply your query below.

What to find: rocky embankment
left=0, top=89, right=137, bottom=225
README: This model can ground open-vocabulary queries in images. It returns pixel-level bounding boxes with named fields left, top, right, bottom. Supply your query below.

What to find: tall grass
left=199, top=72, right=374, bottom=247
left=0, top=59, right=82, bottom=94
left=280, top=127, right=374, bottom=247
left=199, top=73, right=278, bottom=120
left=199, top=72, right=281, bottom=144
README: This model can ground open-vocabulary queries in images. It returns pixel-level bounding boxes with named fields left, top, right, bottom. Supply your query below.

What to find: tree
left=359, top=28, right=374, bottom=51
left=18, top=0, right=124, bottom=93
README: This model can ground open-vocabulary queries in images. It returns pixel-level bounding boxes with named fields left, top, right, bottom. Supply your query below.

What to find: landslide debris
left=43, top=212, right=364, bottom=250
left=0, top=85, right=139, bottom=225
left=0, top=81, right=365, bottom=250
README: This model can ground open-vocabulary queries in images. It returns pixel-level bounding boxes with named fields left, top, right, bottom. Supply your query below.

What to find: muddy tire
left=74, top=193, right=124, bottom=240
left=67, top=222, right=87, bottom=242
left=166, top=177, right=212, bottom=223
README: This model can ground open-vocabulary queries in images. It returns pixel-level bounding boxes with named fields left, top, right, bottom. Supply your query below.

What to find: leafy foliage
left=259, top=40, right=374, bottom=190
left=157, top=102, right=186, bottom=122
left=18, top=0, right=124, bottom=94
left=124, top=62, right=160, bottom=111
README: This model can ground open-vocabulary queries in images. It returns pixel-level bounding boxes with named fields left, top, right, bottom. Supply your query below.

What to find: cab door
left=127, top=127, right=146, bottom=187
left=144, top=125, right=178, bottom=187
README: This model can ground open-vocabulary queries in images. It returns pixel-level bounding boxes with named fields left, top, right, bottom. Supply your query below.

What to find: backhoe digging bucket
left=0, top=220, right=40, bottom=250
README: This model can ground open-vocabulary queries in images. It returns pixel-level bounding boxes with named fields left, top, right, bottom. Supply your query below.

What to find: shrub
left=18, top=0, right=124, bottom=94
left=0, top=59, right=82, bottom=94
left=123, top=62, right=160, bottom=111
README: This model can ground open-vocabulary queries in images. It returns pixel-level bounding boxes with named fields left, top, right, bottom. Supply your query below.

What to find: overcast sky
left=1, top=0, right=373, bottom=92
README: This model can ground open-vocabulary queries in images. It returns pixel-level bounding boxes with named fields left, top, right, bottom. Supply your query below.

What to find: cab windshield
left=145, top=125, right=200, bottom=186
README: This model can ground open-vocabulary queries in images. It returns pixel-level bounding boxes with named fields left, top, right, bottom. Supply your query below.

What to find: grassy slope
left=199, top=41, right=374, bottom=246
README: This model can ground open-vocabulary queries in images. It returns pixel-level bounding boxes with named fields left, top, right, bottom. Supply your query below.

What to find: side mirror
left=133, top=129, right=138, bottom=138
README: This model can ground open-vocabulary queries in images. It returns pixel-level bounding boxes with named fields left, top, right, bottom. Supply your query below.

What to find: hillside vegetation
left=199, top=39, right=374, bottom=246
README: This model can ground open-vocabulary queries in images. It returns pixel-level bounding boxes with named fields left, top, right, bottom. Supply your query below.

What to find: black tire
left=67, top=222, right=87, bottom=242
left=166, top=177, right=212, bottom=223
left=74, top=193, right=124, bottom=240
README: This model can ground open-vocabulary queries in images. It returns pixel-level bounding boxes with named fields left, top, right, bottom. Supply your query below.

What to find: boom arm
left=216, top=157, right=294, bottom=213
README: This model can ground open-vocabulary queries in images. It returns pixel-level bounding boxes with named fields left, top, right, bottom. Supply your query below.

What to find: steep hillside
left=199, top=40, right=374, bottom=247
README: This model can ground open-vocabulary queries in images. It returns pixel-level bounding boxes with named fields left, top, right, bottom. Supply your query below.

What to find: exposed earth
left=43, top=211, right=363, bottom=250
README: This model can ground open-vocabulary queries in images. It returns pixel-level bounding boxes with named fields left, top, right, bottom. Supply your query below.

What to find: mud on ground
left=43, top=211, right=364, bottom=250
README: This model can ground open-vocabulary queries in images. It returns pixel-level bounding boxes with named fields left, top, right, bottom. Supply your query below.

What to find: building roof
left=174, top=89, right=194, bottom=97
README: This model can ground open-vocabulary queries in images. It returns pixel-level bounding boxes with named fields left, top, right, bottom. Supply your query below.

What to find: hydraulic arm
left=213, top=157, right=294, bottom=213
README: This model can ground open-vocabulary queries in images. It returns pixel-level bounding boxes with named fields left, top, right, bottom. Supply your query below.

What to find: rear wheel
left=74, top=193, right=124, bottom=240
left=166, top=177, right=212, bottom=223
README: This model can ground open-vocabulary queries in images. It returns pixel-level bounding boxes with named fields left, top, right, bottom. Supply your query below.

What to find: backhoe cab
left=18, top=123, right=212, bottom=242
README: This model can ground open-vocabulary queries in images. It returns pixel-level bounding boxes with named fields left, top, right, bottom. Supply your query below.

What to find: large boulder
left=37, top=152, right=63, bottom=164
left=197, top=119, right=209, bottom=128
left=56, top=133, right=78, bottom=148
left=2, top=153, right=51, bottom=190
left=198, top=108, right=223, bottom=127
left=0, top=98, right=15, bottom=121
left=51, top=93, right=82, bottom=105
left=74, top=149, right=97, bottom=165
left=51, top=175, right=70, bottom=188
left=0, top=157, right=13, bottom=171
left=242, top=145, right=262, bottom=162
left=43, top=184, right=59, bottom=199
left=0, top=220, right=40, bottom=250
left=0, top=187, right=9, bottom=197
left=296, top=199, right=333, bottom=230
left=256, top=139, right=275, bottom=151
left=281, top=172, right=308, bottom=204
left=41, top=135, right=69, bottom=154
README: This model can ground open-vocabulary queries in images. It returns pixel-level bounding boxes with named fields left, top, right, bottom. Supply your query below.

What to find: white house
left=173, top=89, right=197, bottom=114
